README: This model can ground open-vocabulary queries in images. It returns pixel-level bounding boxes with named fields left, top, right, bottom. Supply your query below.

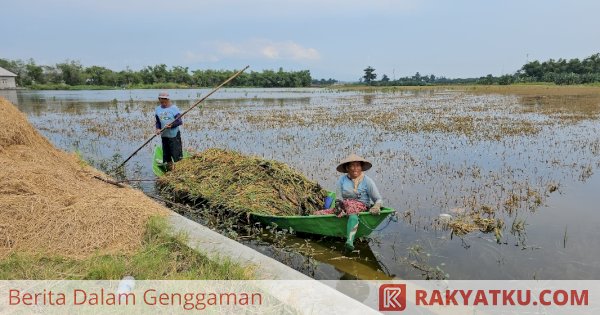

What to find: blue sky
left=3, top=0, right=600, bottom=81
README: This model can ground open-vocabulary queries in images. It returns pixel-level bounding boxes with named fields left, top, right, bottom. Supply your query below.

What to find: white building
left=0, top=66, right=17, bottom=89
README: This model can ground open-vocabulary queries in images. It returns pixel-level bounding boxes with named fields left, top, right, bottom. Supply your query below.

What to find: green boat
left=250, top=207, right=395, bottom=239
left=152, top=145, right=191, bottom=177
left=153, top=146, right=395, bottom=240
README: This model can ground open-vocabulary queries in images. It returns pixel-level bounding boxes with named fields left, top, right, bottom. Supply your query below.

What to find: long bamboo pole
left=110, top=65, right=249, bottom=173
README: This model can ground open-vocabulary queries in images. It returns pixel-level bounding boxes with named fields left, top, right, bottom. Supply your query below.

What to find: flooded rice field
left=3, top=87, right=600, bottom=280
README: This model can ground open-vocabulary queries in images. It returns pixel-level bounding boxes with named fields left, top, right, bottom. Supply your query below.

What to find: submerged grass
left=331, top=83, right=600, bottom=94
left=0, top=216, right=254, bottom=280
left=448, top=212, right=504, bottom=243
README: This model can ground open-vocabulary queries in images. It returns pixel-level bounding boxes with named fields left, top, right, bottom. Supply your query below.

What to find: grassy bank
left=0, top=216, right=254, bottom=280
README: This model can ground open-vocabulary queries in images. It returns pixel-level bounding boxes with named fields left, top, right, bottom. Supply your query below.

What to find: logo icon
left=379, top=284, right=406, bottom=311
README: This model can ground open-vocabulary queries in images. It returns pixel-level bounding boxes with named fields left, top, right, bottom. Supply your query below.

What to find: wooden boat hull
left=251, top=208, right=395, bottom=238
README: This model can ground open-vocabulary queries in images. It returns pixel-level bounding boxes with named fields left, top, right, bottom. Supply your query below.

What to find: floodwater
left=4, top=87, right=600, bottom=280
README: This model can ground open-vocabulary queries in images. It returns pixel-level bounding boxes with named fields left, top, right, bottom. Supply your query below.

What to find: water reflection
left=244, top=232, right=393, bottom=280
left=0, top=90, right=18, bottom=105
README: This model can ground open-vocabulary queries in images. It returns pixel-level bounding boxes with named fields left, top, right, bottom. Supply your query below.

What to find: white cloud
left=183, top=51, right=220, bottom=63
left=261, top=45, right=280, bottom=59
left=216, top=42, right=242, bottom=56
left=187, top=39, right=321, bottom=62
left=257, top=40, right=320, bottom=60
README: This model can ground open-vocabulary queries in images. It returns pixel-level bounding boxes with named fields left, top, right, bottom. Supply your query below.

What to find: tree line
left=361, top=66, right=478, bottom=86
left=4, top=53, right=599, bottom=89
left=0, top=58, right=313, bottom=88
left=361, top=52, right=600, bottom=86
left=518, top=53, right=600, bottom=85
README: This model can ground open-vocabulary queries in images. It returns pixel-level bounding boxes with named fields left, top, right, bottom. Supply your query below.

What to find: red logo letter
left=379, top=284, right=406, bottom=311
left=9, top=290, right=20, bottom=305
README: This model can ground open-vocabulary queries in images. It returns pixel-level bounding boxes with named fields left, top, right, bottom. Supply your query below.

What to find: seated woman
left=336, top=153, right=383, bottom=251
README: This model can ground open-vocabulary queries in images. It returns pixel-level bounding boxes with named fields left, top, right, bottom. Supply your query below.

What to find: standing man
left=155, top=91, right=183, bottom=170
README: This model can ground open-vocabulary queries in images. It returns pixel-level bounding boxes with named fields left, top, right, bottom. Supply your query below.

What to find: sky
left=3, top=0, right=600, bottom=81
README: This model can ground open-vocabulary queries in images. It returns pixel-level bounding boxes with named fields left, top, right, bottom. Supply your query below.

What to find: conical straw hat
left=336, top=153, right=372, bottom=173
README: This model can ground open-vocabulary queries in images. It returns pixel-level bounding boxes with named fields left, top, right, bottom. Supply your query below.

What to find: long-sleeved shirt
left=155, top=104, right=182, bottom=138
left=336, top=174, right=383, bottom=206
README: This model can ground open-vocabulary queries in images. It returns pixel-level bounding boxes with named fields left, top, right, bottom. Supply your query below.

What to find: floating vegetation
left=546, top=182, right=560, bottom=193
left=404, top=244, right=449, bottom=280
left=449, top=212, right=504, bottom=242
left=511, top=217, right=528, bottom=248
left=158, top=148, right=328, bottom=216
left=579, top=164, right=594, bottom=182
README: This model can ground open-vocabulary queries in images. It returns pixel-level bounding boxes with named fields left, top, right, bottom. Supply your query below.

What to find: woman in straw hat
left=335, top=153, right=383, bottom=251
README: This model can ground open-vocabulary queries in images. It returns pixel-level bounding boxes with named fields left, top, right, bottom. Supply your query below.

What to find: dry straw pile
left=0, top=98, right=168, bottom=259
left=158, top=148, right=327, bottom=216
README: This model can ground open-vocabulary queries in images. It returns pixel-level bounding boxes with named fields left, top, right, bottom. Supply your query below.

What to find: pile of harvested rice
left=0, top=98, right=168, bottom=259
left=158, top=148, right=328, bottom=216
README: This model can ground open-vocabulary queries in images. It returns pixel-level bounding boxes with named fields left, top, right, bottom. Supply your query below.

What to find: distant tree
left=567, top=58, right=583, bottom=73
left=0, top=59, right=12, bottom=72
left=312, top=78, right=338, bottom=86
left=170, top=66, right=191, bottom=84
left=56, top=60, right=84, bottom=85
left=262, top=69, right=276, bottom=87
left=554, top=73, right=581, bottom=85
left=478, top=74, right=495, bottom=85
left=275, top=67, right=288, bottom=86
left=296, top=70, right=312, bottom=87
left=363, top=66, right=377, bottom=85
left=116, top=67, right=141, bottom=86
left=521, top=60, right=543, bottom=81
left=25, top=59, right=44, bottom=84
left=85, top=66, right=115, bottom=86
left=583, top=53, right=600, bottom=73
left=42, top=65, right=62, bottom=84
left=541, top=72, right=558, bottom=83
left=412, top=72, right=422, bottom=82
left=498, top=74, right=514, bottom=85
left=381, top=74, right=390, bottom=82
left=519, top=53, right=600, bottom=84
left=151, top=64, right=169, bottom=83
left=139, top=66, right=155, bottom=84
